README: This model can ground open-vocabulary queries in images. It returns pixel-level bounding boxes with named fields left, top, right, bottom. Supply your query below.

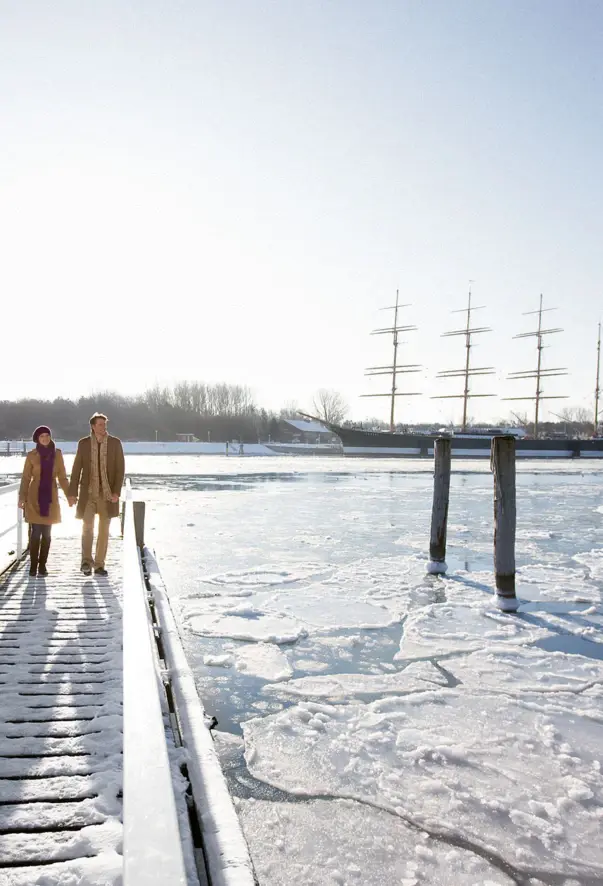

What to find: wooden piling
left=427, top=437, right=451, bottom=574
left=491, top=435, right=519, bottom=611
left=133, top=501, right=146, bottom=549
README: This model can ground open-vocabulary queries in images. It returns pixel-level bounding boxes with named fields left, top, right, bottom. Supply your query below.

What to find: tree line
left=0, top=384, right=349, bottom=442
left=1, top=385, right=274, bottom=442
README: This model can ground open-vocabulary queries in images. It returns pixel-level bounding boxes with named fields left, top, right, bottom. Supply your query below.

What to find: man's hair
left=90, top=412, right=108, bottom=427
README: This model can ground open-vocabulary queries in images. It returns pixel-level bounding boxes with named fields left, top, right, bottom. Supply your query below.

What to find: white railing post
left=0, top=483, right=24, bottom=570
left=16, top=505, right=23, bottom=558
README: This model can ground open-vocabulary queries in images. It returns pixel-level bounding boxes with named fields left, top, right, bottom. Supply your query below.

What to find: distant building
left=280, top=418, right=339, bottom=445
left=176, top=433, right=198, bottom=443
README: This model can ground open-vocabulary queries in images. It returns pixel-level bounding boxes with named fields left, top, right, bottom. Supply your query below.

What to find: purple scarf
left=36, top=441, right=56, bottom=517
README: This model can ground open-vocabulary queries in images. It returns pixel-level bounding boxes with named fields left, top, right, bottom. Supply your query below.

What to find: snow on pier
left=0, top=539, right=125, bottom=884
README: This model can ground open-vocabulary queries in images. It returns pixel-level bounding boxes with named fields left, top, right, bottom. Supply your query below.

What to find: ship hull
left=332, top=427, right=603, bottom=458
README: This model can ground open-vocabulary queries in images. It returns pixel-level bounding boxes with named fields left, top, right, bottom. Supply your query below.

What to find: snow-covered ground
left=2, top=456, right=603, bottom=884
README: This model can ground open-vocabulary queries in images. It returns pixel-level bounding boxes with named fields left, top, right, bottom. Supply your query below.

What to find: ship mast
left=361, top=290, right=421, bottom=433
left=433, top=283, right=495, bottom=431
left=595, top=322, right=601, bottom=436
left=504, top=294, right=568, bottom=438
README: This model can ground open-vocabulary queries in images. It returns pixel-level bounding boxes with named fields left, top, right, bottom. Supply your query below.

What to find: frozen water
left=3, top=455, right=603, bottom=883
left=237, top=798, right=515, bottom=885
left=243, top=689, right=603, bottom=875
left=263, top=660, right=449, bottom=701
left=235, top=643, right=293, bottom=681
left=187, top=603, right=308, bottom=644
left=203, top=653, right=234, bottom=667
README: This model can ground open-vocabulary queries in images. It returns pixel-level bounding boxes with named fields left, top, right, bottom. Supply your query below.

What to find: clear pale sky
left=1, top=1, right=601, bottom=424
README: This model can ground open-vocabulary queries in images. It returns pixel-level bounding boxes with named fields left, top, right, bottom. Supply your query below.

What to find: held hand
left=68, top=496, right=77, bottom=507
left=18, top=500, right=25, bottom=510
left=110, top=493, right=119, bottom=503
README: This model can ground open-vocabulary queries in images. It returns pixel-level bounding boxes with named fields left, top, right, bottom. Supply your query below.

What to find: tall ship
left=316, top=291, right=603, bottom=459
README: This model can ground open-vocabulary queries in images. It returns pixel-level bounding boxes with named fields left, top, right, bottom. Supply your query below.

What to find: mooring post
left=427, top=436, right=451, bottom=574
left=491, top=435, right=519, bottom=612
left=133, top=500, right=146, bottom=549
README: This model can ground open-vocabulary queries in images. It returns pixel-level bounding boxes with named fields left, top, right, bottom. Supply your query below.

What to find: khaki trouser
left=82, top=497, right=111, bottom=569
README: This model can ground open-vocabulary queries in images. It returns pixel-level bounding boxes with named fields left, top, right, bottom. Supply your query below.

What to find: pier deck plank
left=0, top=537, right=123, bottom=885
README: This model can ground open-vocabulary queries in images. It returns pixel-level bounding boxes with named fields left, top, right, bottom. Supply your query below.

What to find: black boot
left=29, top=536, right=40, bottom=576
left=38, top=536, right=50, bottom=576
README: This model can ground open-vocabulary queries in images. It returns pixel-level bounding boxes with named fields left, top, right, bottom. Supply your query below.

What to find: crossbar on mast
left=371, top=325, right=417, bottom=335
left=360, top=392, right=422, bottom=397
left=365, top=363, right=421, bottom=370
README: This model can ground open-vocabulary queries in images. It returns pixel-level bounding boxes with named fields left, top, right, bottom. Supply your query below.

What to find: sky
left=1, top=0, right=601, bottom=425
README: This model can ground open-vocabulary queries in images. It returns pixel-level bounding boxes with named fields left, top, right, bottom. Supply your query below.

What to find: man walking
left=69, top=413, right=125, bottom=576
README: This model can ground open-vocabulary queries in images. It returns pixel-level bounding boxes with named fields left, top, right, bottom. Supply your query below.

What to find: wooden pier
left=0, top=488, right=256, bottom=885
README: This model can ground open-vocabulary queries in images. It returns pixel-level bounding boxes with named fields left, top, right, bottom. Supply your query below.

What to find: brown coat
left=19, top=448, right=70, bottom=525
left=69, top=435, right=125, bottom=520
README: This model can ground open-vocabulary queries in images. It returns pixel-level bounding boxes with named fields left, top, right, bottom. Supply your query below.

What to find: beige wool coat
left=19, top=448, right=70, bottom=525
left=68, top=435, right=125, bottom=519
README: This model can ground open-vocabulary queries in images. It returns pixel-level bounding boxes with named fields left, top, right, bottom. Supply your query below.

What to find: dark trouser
left=29, top=524, right=52, bottom=572
left=30, top=524, right=52, bottom=544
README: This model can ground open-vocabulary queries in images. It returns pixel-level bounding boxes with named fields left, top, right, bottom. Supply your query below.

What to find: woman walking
left=18, top=426, right=71, bottom=576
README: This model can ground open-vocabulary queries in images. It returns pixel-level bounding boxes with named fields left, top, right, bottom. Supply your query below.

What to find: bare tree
left=144, top=384, right=173, bottom=411
left=555, top=406, right=593, bottom=435
left=558, top=407, right=577, bottom=422
left=173, top=381, right=193, bottom=411
left=508, top=410, right=529, bottom=428
left=312, top=389, right=348, bottom=424
left=278, top=400, right=301, bottom=419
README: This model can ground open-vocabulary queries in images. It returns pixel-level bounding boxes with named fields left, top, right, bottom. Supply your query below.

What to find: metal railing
left=146, top=548, right=258, bottom=886
left=0, top=441, right=27, bottom=457
left=121, top=489, right=188, bottom=886
left=0, top=482, right=24, bottom=569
